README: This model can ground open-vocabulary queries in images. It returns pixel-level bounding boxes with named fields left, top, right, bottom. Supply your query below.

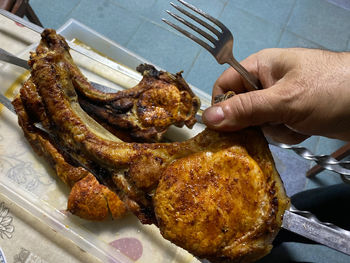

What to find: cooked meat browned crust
left=79, top=63, right=200, bottom=142
left=13, top=29, right=290, bottom=263
left=154, top=130, right=288, bottom=263
left=12, top=94, right=126, bottom=220
left=34, top=28, right=200, bottom=142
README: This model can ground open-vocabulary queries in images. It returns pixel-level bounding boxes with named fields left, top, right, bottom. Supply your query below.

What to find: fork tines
left=163, top=0, right=228, bottom=53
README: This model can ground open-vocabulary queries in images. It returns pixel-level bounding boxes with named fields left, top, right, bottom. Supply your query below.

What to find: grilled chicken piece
left=154, top=132, right=288, bottom=262
left=12, top=94, right=126, bottom=220
left=14, top=29, right=290, bottom=263
left=35, top=28, right=200, bottom=142
left=79, top=63, right=200, bottom=142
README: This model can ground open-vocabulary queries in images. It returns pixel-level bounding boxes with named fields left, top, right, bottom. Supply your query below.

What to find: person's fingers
left=203, top=85, right=285, bottom=131
left=204, top=87, right=310, bottom=145
left=212, top=67, right=244, bottom=100
left=212, top=53, right=260, bottom=101
left=261, top=124, right=310, bottom=145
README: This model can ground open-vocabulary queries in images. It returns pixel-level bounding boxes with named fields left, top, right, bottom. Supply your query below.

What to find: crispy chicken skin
left=12, top=94, right=126, bottom=220
left=37, top=29, right=200, bottom=142
left=79, top=63, right=200, bottom=142
left=13, top=29, right=290, bottom=263
left=154, top=131, right=288, bottom=262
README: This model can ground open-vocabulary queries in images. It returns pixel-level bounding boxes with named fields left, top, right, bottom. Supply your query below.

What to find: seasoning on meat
left=13, top=29, right=290, bottom=263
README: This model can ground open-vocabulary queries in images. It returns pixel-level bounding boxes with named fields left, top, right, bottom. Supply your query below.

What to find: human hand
left=202, top=48, right=350, bottom=144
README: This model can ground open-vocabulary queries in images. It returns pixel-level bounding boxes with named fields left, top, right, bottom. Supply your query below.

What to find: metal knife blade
left=0, top=93, right=15, bottom=113
left=0, top=47, right=122, bottom=94
left=0, top=49, right=30, bottom=69
left=282, top=207, right=350, bottom=255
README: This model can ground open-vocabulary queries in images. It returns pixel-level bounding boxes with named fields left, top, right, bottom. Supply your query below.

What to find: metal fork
left=163, top=0, right=262, bottom=91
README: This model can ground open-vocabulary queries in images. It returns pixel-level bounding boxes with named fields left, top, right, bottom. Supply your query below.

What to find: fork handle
left=227, top=57, right=262, bottom=90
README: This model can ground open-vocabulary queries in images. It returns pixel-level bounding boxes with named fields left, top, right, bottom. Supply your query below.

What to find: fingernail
left=203, top=106, right=224, bottom=125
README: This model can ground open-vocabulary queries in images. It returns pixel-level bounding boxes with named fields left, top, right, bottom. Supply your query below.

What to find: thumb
left=202, top=88, right=284, bottom=131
